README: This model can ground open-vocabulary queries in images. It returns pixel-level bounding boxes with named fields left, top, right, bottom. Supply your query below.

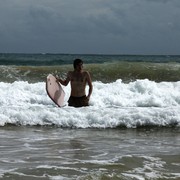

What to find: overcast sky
left=0, top=0, right=180, bottom=55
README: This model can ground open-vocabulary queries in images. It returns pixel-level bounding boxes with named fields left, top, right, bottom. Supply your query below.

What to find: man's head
left=73, top=59, right=83, bottom=70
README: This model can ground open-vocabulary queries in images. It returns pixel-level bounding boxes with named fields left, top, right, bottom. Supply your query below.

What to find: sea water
left=0, top=53, right=180, bottom=179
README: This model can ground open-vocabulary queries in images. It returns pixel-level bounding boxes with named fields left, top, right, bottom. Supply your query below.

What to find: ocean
left=0, top=53, right=180, bottom=179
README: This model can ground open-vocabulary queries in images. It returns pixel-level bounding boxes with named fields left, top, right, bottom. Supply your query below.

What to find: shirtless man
left=57, top=59, right=93, bottom=107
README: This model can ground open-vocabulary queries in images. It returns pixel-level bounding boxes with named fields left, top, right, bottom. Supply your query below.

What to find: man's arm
left=57, top=72, right=71, bottom=86
left=86, top=71, right=93, bottom=99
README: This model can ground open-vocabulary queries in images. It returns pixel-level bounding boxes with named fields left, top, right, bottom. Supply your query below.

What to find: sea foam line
left=0, top=80, right=179, bottom=128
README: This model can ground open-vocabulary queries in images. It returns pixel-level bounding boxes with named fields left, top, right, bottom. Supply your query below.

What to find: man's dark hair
left=73, top=59, right=83, bottom=69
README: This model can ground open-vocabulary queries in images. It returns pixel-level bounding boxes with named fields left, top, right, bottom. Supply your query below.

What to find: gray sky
left=0, top=0, right=180, bottom=55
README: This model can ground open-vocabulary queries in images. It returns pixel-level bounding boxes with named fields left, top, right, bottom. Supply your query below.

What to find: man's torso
left=69, top=71, right=87, bottom=97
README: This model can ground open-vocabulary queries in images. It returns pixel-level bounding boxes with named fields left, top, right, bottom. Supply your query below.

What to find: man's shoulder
left=82, top=70, right=89, bottom=74
left=67, top=71, right=74, bottom=79
left=67, top=71, right=73, bottom=75
left=82, top=71, right=91, bottom=79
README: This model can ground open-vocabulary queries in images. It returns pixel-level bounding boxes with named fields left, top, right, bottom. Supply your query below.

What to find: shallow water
left=0, top=53, right=180, bottom=179
left=0, top=126, right=179, bottom=179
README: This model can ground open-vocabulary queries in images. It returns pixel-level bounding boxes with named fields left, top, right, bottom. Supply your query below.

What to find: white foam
left=0, top=79, right=179, bottom=128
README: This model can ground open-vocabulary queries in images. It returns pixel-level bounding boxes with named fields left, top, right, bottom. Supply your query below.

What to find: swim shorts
left=68, top=95, right=89, bottom=107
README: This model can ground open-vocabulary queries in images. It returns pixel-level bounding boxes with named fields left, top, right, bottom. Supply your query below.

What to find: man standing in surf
left=57, top=59, right=93, bottom=107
